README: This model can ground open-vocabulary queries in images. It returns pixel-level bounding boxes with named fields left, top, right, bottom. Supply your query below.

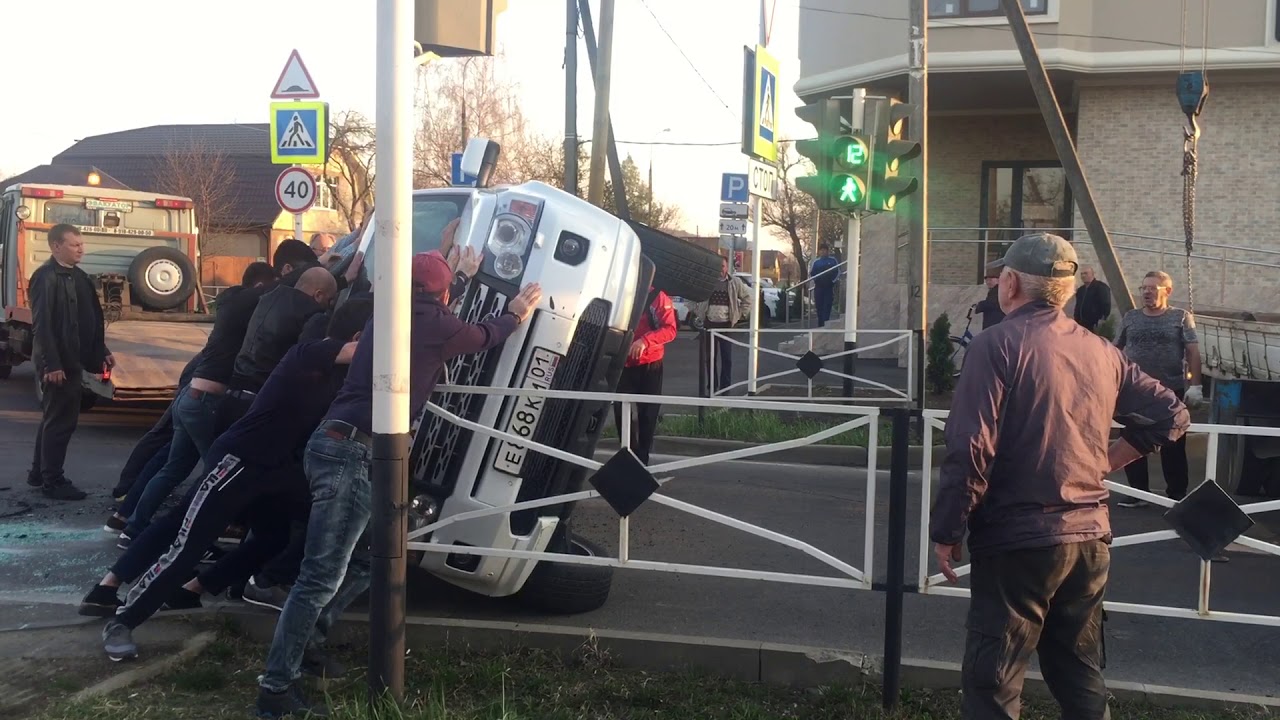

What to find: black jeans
left=113, top=405, right=175, bottom=499
left=30, top=368, right=83, bottom=485
left=1123, top=389, right=1189, bottom=500
left=612, top=360, right=664, bottom=464
left=963, top=540, right=1111, bottom=720
left=115, top=453, right=298, bottom=629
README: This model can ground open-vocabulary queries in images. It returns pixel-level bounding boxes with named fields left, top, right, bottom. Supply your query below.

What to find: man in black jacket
left=973, top=269, right=1005, bottom=329
left=27, top=224, right=113, bottom=501
left=1072, top=266, right=1112, bottom=332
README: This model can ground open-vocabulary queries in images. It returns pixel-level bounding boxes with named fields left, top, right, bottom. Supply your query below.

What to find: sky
left=0, top=0, right=809, bottom=251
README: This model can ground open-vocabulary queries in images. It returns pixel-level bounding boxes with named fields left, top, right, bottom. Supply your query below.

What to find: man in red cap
left=255, top=250, right=540, bottom=718
left=614, top=286, right=678, bottom=464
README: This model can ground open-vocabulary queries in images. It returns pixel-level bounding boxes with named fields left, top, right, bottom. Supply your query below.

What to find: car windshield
left=341, top=193, right=470, bottom=286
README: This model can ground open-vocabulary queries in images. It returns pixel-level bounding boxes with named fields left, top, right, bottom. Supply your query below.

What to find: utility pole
left=579, top=0, right=630, bottom=218
left=906, top=0, right=928, bottom=407
left=370, top=0, right=413, bottom=703
left=564, top=0, right=578, bottom=194
left=1000, top=0, right=1134, bottom=312
left=746, top=0, right=766, bottom=395
left=586, top=0, right=615, bottom=206
left=843, top=89, right=866, bottom=397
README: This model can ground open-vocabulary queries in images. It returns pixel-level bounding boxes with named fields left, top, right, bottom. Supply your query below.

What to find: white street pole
left=842, top=89, right=865, bottom=397
left=746, top=0, right=766, bottom=395
left=369, top=0, right=413, bottom=701
left=293, top=212, right=305, bottom=244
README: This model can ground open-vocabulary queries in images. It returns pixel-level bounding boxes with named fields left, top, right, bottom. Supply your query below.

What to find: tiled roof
left=1, top=164, right=132, bottom=191
left=56, top=124, right=271, bottom=157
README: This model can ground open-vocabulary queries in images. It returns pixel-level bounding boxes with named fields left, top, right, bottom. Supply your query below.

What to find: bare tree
left=152, top=140, right=248, bottom=258
left=763, top=141, right=843, bottom=281
left=327, top=110, right=376, bottom=232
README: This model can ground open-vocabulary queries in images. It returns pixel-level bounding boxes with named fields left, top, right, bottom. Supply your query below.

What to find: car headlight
left=492, top=252, right=524, bottom=280
left=487, top=216, right=530, bottom=256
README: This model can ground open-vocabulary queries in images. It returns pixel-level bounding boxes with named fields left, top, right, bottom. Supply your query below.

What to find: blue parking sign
left=451, top=152, right=477, bottom=187
left=721, top=173, right=748, bottom=203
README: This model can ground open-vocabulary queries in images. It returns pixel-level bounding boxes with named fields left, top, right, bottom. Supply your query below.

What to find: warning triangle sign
left=271, top=49, right=320, bottom=99
left=279, top=113, right=317, bottom=150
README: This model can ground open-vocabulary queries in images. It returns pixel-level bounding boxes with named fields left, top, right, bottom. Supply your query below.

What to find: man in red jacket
left=614, top=287, right=678, bottom=464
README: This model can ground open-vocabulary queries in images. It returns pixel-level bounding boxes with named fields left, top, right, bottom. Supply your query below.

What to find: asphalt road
left=0, top=361, right=1278, bottom=697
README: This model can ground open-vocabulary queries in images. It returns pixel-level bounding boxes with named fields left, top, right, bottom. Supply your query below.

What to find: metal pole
left=999, top=0, right=1134, bottom=313
left=564, top=0, right=578, bottom=194
left=586, top=0, right=615, bottom=206
left=907, top=0, right=929, bottom=409
left=882, top=408, right=910, bottom=710
left=293, top=211, right=304, bottom=245
left=843, top=89, right=866, bottom=398
left=369, top=0, right=412, bottom=703
left=746, top=0, right=766, bottom=395
left=579, top=0, right=629, bottom=218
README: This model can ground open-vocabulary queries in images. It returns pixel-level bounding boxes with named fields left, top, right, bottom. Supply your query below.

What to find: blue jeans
left=125, top=387, right=221, bottom=535
left=261, top=430, right=373, bottom=692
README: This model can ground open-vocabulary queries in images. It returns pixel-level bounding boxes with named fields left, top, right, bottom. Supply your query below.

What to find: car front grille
left=510, top=298, right=612, bottom=534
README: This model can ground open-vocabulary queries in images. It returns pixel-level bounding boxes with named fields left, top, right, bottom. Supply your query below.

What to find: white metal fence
left=707, top=327, right=915, bottom=403
left=917, top=409, right=1280, bottom=627
left=406, top=388, right=881, bottom=590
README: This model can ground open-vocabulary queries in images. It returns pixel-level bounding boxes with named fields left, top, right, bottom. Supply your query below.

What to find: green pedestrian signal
left=836, top=175, right=865, bottom=205
left=831, top=133, right=871, bottom=211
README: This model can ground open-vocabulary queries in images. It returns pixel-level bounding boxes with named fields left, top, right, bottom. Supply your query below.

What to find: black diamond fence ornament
left=796, top=351, right=825, bottom=380
left=589, top=448, right=659, bottom=518
left=1163, top=479, right=1254, bottom=561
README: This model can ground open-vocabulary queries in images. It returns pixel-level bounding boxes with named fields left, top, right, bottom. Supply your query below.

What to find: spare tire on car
left=127, top=246, right=197, bottom=312
left=626, top=221, right=724, bottom=303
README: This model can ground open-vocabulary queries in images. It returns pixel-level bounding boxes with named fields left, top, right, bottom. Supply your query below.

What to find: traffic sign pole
left=843, top=89, right=866, bottom=398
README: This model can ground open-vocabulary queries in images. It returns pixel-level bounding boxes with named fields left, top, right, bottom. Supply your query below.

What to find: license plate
left=493, top=347, right=563, bottom=476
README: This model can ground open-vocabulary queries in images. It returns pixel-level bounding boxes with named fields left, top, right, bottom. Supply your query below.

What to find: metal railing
left=406, top=388, right=881, bottom=591
left=705, top=327, right=914, bottom=403
left=917, top=409, right=1280, bottom=627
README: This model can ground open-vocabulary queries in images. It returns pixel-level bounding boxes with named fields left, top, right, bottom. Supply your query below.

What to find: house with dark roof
left=1, top=164, right=131, bottom=191
left=21, top=123, right=351, bottom=262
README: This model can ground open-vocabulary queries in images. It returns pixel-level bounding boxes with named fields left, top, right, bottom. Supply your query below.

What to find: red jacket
left=628, top=289, right=678, bottom=367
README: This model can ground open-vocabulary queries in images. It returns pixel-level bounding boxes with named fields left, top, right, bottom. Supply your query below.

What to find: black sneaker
left=218, top=524, right=247, bottom=545
left=227, top=582, right=247, bottom=602
left=26, top=471, right=42, bottom=488
left=256, top=685, right=329, bottom=718
left=103, top=514, right=128, bottom=533
left=78, top=584, right=123, bottom=618
left=116, top=532, right=133, bottom=550
left=242, top=577, right=290, bottom=612
left=1116, top=499, right=1149, bottom=509
left=301, top=649, right=347, bottom=679
left=198, top=546, right=227, bottom=565
left=161, top=587, right=203, bottom=611
left=102, top=620, right=137, bottom=662
left=42, top=480, right=87, bottom=501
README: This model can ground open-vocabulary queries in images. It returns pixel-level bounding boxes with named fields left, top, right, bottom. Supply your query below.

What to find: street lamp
left=648, top=127, right=671, bottom=223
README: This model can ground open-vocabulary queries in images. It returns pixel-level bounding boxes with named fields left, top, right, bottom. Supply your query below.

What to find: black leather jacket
left=29, top=259, right=107, bottom=375
left=229, top=284, right=325, bottom=393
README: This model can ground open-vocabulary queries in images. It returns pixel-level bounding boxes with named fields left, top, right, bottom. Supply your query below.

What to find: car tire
left=626, top=221, right=723, bottom=303
left=688, top=313, right=705, bottom=332
left=518, top=532, right=613, bottom=615
left=127, top=246, right=197, bottom=312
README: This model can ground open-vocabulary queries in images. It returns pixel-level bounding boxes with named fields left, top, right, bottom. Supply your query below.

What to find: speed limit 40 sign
left=275, top=167, right=318, bottom=214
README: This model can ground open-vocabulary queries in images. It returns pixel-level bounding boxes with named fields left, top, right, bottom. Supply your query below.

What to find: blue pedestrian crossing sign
left=270, top=101, right=329, bottom=165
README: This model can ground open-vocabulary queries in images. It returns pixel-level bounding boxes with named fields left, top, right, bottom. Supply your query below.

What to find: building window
left=315, top=177, right=337, bottom=211
left=977, top=161, right=1071, bottom=282
left=930, top=0, right=1047, bottom=19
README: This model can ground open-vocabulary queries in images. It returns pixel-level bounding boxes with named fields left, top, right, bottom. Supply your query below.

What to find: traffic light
left=794, top=99, right=841, bottom=210
left=867, top=97, right=921, bottom=213
left=830, top=132, right=871, bottom=211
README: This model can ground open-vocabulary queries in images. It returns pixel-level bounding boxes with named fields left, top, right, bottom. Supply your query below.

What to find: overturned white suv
left=335, top=171, right=720, bottom=614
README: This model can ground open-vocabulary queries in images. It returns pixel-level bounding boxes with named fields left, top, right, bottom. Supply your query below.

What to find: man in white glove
left=1114, top=270, right=1204, bottom=506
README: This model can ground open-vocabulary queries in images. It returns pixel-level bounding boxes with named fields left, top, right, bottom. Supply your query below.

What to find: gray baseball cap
left=985, top=232, right=1079, bottom=278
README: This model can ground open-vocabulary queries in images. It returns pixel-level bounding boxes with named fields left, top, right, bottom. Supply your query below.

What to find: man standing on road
left=1114, top=270, right=1203, bottom=508
left=614, top=285, right=678, bottom=464
left=697, top=256, right=752, bottom=393
left=27, top=224, right=113, bottom=501
left=255, top=251, right=538, bottom=718
left=973, top=269, right=1005, bottom=329
left=930, top=234, right=1188, bottom=720
left=1073, top=266, right=1112, bottom=332
left=809, top=244, right=839, bottom=327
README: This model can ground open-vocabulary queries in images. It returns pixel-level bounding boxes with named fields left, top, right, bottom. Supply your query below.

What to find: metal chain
left=1181, top=128, right=1198, bottom=314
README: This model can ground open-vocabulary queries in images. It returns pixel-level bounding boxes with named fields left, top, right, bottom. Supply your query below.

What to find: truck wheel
left=518, top=533, right=613, bottom=615
left=627, top=221, right=724, bottom=303
left=128, top=247, right=197, bottom=311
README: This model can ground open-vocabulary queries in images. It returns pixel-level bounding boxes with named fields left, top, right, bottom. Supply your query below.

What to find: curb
left=72, top=629, right=217, bottom=702
left=221, top=608, right=1277, bottom=713
left=599, top=436, right=946, bottom=468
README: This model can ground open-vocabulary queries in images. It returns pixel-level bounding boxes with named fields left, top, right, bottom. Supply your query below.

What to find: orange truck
left=0, top=183, right=213, bottom=409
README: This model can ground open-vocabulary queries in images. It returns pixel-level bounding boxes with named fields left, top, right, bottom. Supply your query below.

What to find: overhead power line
left=637, top=0, right=738, bottom=118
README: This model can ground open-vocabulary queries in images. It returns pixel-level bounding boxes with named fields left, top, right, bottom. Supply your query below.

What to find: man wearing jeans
left=256, top=251, right=538, bottom=718
left=697, top=256, right=751, bottom=393
left=930, top=234, right=1187, bottom=719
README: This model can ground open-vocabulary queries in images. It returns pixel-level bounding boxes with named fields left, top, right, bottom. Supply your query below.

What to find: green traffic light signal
left=833, top=174, right=865, bottom=206
left=834, top=136, right=868, bottom=168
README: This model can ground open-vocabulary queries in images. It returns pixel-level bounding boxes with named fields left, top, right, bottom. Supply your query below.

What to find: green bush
left=926, top=313, right=958, bottom=395
left=1094, top=314, right=1117, bottom=341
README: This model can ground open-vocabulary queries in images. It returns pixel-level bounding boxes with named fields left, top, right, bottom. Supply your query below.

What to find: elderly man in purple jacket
left=929, top=233, right=1188, bottom=720
left=255, top=250, right=541, bottom=718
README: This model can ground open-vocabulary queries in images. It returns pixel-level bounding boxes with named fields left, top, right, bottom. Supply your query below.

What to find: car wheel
left=518, top=532, right=613, bottom=615
left=626, top=221, right=723, bottom=303
left=127, top=246, right=197, bottom=311
left=688, top=313, right=705, bottom=332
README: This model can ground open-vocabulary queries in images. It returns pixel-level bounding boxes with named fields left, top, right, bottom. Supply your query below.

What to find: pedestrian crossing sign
left=269, top=101, right=329, bottom=165
left=750, top=44, right=779, bottom=163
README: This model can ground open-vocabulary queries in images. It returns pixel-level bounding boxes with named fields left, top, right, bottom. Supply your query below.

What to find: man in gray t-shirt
left=1114, top=270, right=1203, bottom=506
